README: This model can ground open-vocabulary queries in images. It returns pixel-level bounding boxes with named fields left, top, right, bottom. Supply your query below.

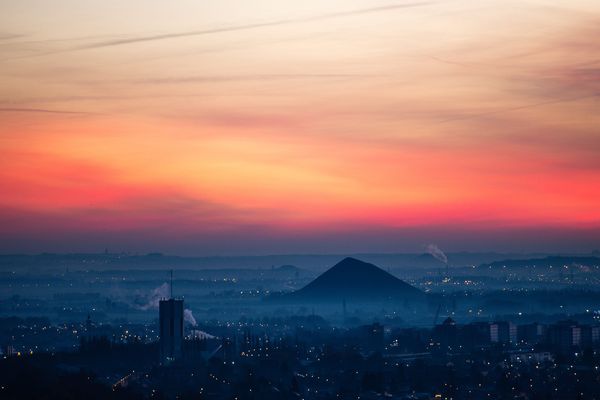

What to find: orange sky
left=1, top=1, right=599, bottom=254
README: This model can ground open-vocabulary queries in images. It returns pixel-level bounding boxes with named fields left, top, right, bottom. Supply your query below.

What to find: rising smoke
left=136, top=282, right=170, bottom=310
left=425, top=244, right=448, bottom=264
left=184, top=309, right=197, bottom=326
left=129, top=283, right=198, bottom=326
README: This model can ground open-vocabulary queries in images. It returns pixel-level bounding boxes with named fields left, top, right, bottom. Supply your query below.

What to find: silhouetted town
left=2, top=253, right=600, bottom=399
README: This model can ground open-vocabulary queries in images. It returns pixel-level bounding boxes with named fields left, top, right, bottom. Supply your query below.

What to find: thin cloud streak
left=133, top=74, right=377, bottom=85
left=438, top=93, right=599, bottom=124
left=0, top=33, right=130, bottom=47
left=0, top=107, right=95, bottom=115
left=75, top=3, right=433, bottom=50
left=0, top=33, right=25, bottom=41
left=0, top=2, right=432, bottom=62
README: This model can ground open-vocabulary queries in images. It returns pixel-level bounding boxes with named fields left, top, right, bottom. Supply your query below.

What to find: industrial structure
left=159, top=271, right=183, bottom=364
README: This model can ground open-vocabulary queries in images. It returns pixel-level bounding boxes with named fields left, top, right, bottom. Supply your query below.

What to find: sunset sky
left=1, top=0, right=599, bottom=255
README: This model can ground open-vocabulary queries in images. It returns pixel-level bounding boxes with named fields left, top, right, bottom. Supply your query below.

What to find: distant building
left=4, top=345, right=17, bottom=357
left=509, top=351, right=553, bottom=364
left=433, top=317, right=458, bottom=349
left=159, top=298, right=184, bottom=364
left=462, top=322, right=491, bottom=348
left=517, top=322, right=545, bottom=344
left=546, top=320, right=581, bottom=352
left=581, top=325, right=600, bottom=348
left=490, top=321, right=517, bottom=343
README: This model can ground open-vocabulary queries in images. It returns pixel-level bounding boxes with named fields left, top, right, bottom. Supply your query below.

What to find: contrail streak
left=76, top=3, right=432, bottom=50
left=0, top=2, right=432, bottom=61
left=133, top=73, right=375, bottom=84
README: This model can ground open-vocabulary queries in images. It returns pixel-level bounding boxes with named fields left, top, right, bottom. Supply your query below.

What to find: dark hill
left=284, top=257, right=423, bottom=302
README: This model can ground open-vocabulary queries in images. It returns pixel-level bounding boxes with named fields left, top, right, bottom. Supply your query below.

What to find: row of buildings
left=432, top=317, right=600, bottom=353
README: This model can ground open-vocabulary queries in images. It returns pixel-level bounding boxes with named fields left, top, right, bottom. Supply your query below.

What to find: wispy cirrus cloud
left=131, top=73, right=375, bottom=85
left=74, top=3, right=433, bottom=50
left=437, top=93, right=599, bottom=124
left=0, top=33, right=25, bottom=41
left=0, top=107, right=96, bottom=115
left=0, top=2, right=433, bottom=61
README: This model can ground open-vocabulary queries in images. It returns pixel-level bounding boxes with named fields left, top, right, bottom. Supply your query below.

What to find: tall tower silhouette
left=159, top=270, right=183, bottom=364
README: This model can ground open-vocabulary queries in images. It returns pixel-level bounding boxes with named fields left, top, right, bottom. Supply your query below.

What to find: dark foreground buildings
left=3, top=313, right=600, bottom=399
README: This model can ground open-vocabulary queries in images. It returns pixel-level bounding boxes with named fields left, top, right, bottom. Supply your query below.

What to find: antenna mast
left=170, top=269, right=173, bottom=298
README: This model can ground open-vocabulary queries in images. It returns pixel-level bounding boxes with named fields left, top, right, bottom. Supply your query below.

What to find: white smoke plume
left=184, top=309, right=197, bottom=326
left=137, top=282, right=170, bottom=310
left=425, top=244, right=448, bottom=264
